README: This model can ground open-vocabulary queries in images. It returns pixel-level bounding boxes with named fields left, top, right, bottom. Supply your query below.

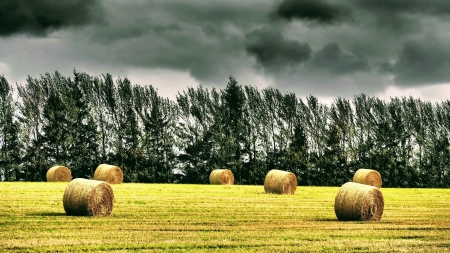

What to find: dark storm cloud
left=272, top=0, right=352, bottom=24
left=0, top=0, right=102, bottom=36
left=390, top=39, right=450, bottom=85
left=350, top=0, right=450, bottom=32
left=245, top=25, right=312, bottom=72
left=309, top=42, right=369, bottom=75
left=90, top=1, right=271, bottom=43
left=351, top=0, right=450, bottom=16
left=3, top=0, right=450, bottom=99
left=76, top=0, right=275, bottom=84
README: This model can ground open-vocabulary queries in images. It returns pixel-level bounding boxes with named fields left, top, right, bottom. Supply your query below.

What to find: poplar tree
left=0, top=76, right=21, bottom=180
left=17, top=76, right=47, bottom=181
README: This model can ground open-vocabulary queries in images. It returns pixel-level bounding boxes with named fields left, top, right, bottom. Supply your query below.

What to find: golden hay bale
left=46, top=166, right=72, bottom=182
left=334, top=182, right=384, bottom=221
left=264, top=169, right=297, bottom=194
left=94, top=164, right=123, bottom=184
left=63, top=178, right=114, bottom=216
left=210, top=169, right=235, bottom=185
left=353, top=169, right=382, bottom=188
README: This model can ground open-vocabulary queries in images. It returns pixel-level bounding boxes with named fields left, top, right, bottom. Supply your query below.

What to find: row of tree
left=1, top=71, right=449, bottom=187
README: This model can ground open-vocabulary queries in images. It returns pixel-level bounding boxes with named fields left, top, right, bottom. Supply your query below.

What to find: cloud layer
left=1, top=0, right=450, bottom=98
left=0, top=0, right=103, bottom=36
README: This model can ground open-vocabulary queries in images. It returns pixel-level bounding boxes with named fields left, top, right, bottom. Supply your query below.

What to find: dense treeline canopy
left=1, top=71, right=449, bottom=187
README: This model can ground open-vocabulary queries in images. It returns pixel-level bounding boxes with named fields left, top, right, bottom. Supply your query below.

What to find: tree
left=299, top=95, right=329, bottom=185
left=136, top=85, right=177, bottom=183
left=0, top=76, right=21, bottom=181
left=244, top=85, right=267, bottom=184
left=285, top=124, right=309, bottom=185
left=218, top=77, right=248, bottom=184
left=68, top=71, right=100, bottom=178
left=17, top=75, right=47, bottom=181
left=176, top=85, right=215, bottom=183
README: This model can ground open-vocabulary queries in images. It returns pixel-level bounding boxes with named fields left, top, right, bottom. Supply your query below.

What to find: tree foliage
left=1, top=71, right=449, bottom=187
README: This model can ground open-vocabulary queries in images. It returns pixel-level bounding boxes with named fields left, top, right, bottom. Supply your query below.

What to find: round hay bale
left=94, top=164, right=123, bottom=184
left=264, top=169, right=297, bottom=194
left=46, top=166, right=72, bottom=182
left=334, top=182, right=384, bottom=221
left=209, top=169, right=234, bottom=185
left=353, top=169, right=382, bottom=188
left=63, top=178, right=114, bottom=216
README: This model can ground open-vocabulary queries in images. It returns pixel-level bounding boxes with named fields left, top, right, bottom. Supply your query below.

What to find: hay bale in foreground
left=210, top=169, right=234, bottom=185
left=46, top=166, right=72, bottom=182
left=94, top=164, right=123, bottom=184
left=334, top=182, right=384, bottom=221
left=353, top=169, right=382, bottom=188
left=264, top=169, right=297, bottom=194
left=63, top=178, right=114, bottom=216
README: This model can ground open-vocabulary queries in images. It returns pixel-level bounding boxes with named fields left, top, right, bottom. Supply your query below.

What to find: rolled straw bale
left=63, top=178, right=114, bottom=216
left=46, top=166, right=72, bottom=182
left=334, top=182, right=384, bottom=221
left=353, top=169, right=382, bottom=188
left=94, top=164, right=123, bottom=184
left=264, top=169, right=297, bottom=194
left=210, top=169, right=235, bottom=185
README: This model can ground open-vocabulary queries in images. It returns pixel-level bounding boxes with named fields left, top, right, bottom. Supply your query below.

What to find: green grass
left=0, top=182, right=449, bottom=252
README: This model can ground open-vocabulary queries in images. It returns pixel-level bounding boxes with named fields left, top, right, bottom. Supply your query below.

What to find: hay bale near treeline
left=94, top=164, right=123, bottom=184
left=334, top=182, right=384, bottom=221
left=46, top=166, right=72, bottom=182
left=264, top=169, right=297, bottom=194
left=63, top=178, right=114, bottom=216
left=210, top=169, right=234, bottom=185
left=353, top=169, right=382, bottom=188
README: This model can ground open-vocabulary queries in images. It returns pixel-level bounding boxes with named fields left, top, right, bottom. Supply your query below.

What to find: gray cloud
left=2, top=0, right=450, bottom=99
left=63, top=0, right=276, bottom=85
left=351, top=0, right=450, bottom=16
left=390, top=38, right=450, bottom=85
left=245, top=25, right=312, bottom=73
left=272, top=0, right=352, bottom=24
left=0, top=0, right=103, bottom=36
left=350, top=0, right=450, bottom=33
left=309, top=42, right=370, bottom=75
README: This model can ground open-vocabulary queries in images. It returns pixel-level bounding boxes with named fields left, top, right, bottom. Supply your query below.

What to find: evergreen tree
left=68, top=71, right=100, bottom=178
left=219, top=77, right=247, bottom=184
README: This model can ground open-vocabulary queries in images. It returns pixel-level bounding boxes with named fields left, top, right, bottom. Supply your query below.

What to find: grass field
left=0, top=182, right=449, bottom=252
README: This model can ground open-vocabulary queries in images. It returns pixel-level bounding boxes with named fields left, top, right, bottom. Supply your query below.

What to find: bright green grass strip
left=0, top=183, right=449, bottom=252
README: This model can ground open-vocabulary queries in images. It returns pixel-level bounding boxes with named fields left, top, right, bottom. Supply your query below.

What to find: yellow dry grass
left=1, top=183, right=449, bottom=252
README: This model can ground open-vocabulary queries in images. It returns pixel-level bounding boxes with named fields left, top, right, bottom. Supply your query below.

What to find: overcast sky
left=1, top=0, right=450, bottom=103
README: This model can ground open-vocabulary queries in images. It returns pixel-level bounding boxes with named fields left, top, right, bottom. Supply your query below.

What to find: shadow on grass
left=310, top=217, right=338, bottom=222
left=29, top=212, right=67, bottom=217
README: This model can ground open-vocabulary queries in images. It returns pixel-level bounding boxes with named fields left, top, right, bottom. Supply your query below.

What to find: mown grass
left=0, top=182, right=449, bottom=252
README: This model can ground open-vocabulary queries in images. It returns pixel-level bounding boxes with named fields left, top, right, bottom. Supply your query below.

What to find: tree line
left=1, top=71, right=449, bottom=187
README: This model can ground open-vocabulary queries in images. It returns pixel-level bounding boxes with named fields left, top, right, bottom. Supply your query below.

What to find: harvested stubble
left=353, top=169, right=382, bottom=188
left=209, top=169, right=234, bottom=185
left=94, top=164, right=123, bottom=184
left=63, top=178, right=114, bottom=216
left=264, top=169, right=297, bottom=194
left=334, top=182, right=384, bottom=221
left=46, top=166, right=72, bottom=182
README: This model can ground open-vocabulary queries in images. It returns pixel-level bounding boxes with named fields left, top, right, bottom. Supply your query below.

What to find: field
left=0, top=182, right=449, bottom=252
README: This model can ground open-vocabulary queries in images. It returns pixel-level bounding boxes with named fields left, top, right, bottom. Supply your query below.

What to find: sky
left=1, top=0, right=450, bottom=103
